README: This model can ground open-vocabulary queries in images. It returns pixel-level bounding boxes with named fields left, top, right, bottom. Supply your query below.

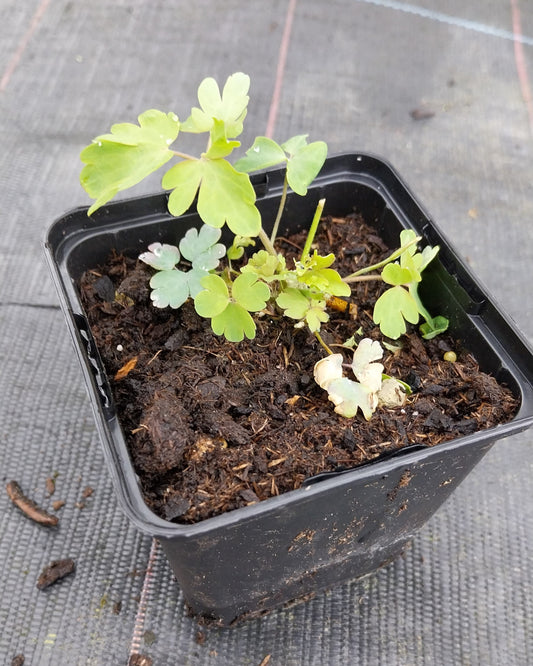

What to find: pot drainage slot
left=73, top=313, right=114, bottom=416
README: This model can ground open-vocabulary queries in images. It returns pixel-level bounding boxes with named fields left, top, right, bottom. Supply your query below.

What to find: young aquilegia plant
left=80, top=72, right=448, bottom=419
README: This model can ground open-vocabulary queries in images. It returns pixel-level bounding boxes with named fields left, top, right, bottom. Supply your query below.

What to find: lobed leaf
left=180, top=73, right=250, bottom=138
left=194, top=274, right=230, bottom=318
left=178, top=225, right=226, bottom=270
left=139, top=243, right=180, bottom=271
left=232, top=272, right=270, bottom=312
left=234, top=137, right=287, bottom=173
left=164, top=157, right=261, bottom=236
left=286, top=141, right=327, bottom=196
left=373, top=285, right=420, bottom=339
left=149, top=270, right=190, bottom=309
left=80, top=109, right=179, bottom=215
left=211, top=303, right=256, bottom=342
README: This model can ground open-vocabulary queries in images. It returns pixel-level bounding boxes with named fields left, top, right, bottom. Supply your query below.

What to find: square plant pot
left=45, top=153, right=533, bottom=625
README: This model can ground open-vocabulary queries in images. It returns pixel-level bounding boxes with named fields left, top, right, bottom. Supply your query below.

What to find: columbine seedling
left=80, top=72, right=449, bottom=417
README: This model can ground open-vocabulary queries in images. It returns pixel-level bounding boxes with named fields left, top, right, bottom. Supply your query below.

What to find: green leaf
left=194, top=274, right=229, bottom=317
left=420, top=315, right=449, bottom=339
left=286, top=141, right=327, bottom=195
left=296, top=252, right=351, bottom=297
left=373, top=286, right=420, bottom=339
left=232, top=272, right=270, bottom=312
left=276, top=288, right=310, bottom=320
left=80, top=110, right=179, bottom=215
left=204, top=119, right=241, bottom=160
left=381, top=262, right=418, bottom=286
left=281, top=134, right=309, bottom=155
left=164, top=157, right=261, bottom=236
left=178, top=225, right=225, bottom=270
left=241, top=250, right=286, bottom=281
left=180, top=73, right=250, bottom=138
left=227, top=235, right=255, bottom=261
left=211, top=303, right=256, bottom=342
left=139, top=242, right=180, bottom=271
left=305, top=302, right=329, bottom=332
left=234, top=137, right=287, bottom=173
left=162, top=159, right=203, bottom=216
left=149, top=270, right=190, bottom=309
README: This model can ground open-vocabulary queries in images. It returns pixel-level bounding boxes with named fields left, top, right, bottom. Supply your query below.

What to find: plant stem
left=344, top=235, right=421, bottom=279
left=343, top=275, right=385, bottom=284
left=170, top=150, right=198, bottom=161
left=270, top=174, right=289, bottom=245
left=258, top=228, right=278, bottom=256
left=315, top=331, right=333, bottom=355
left=301, top=198, right=326, bottom=262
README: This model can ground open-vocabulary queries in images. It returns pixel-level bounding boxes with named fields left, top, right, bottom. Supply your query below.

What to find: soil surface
left=80, top=213, right=518, bottom=523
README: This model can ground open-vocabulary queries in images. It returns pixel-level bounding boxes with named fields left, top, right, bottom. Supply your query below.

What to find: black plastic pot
left=45, top=153, right=533, bottom=626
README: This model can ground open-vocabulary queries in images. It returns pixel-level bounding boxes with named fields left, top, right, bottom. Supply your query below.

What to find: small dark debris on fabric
left=128, top=655, right=153, bottom=666
left=410, top=107, right=435, bottom=120
left=36, top=558, right=76, bottom=590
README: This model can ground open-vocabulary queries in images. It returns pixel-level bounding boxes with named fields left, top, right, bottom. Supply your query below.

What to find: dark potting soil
left=79, top=213, right=518, bottom=523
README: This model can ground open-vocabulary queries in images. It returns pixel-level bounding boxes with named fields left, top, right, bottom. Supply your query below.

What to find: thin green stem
left=301, top=198, right=326, bottom=262
left=315, top=331, right=333, bottom=355
left=258, top=228, right=278, bottom=256
left=270, top=174, right=289, bottom=245
left=344, top=236, right=421, bottom=279
left=170, top=149, right=198, bottom=161
left=343, top=275, right=385, bottom=284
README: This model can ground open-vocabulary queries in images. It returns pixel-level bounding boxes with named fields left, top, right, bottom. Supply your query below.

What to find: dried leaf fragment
left=6, top=481, right=59, bottom=527
left=115, top=356, right=138, bottom=380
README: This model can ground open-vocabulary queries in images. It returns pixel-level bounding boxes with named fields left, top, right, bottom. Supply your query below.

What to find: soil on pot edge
left=79, top=212, right=518, bottom=524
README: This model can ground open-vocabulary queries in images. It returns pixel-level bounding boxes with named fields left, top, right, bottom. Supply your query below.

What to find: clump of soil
left=80, top=213, right=518, bottom=523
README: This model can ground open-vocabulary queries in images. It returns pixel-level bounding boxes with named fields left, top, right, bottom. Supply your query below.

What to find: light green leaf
left=417, top=245, right=440, bottom=272
left=196, top=159, right=261, bottom=236
left=139, top=242, right=180, bottom=270
left=211, top=303, right=256, bottom=341
left=234, top=137, right=287, bottom=173
left=298, top=266, right=351, bottom=297
left=286, top=141, right=327, bottom=195
left=281, top=134, right=309, bottom=155
left=164, top=157, right=261, bottom=236
left=180, top=73, right=250, bottom=138
left=232, top=272, right=270, bottom=312
left=178, top=225, right=225, bottom=270
left=241, top=250, right=286, bottom=281
left=149, top=270, right=189, bottom=309
left=305, top=302, right=329, bottom=332
left=373, top=285, right=420, bottom=339
left=276, top=288, right=310, bottom=320
left=204, top=119, right=241, bottom=160
left=194, top=274, right=229, bottom=317
left=420, top=315, right=449, bottom=339
left=163, top=159, right=203, bottom=216
left=381, top=262, right=418, bottom=286
left=80, top=110, right=179, bottom=215
left=399, top=229, right=418, bottom=256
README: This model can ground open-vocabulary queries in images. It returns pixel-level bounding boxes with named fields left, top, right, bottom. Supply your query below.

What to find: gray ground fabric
left=1, top=1, right=533, bottom=664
